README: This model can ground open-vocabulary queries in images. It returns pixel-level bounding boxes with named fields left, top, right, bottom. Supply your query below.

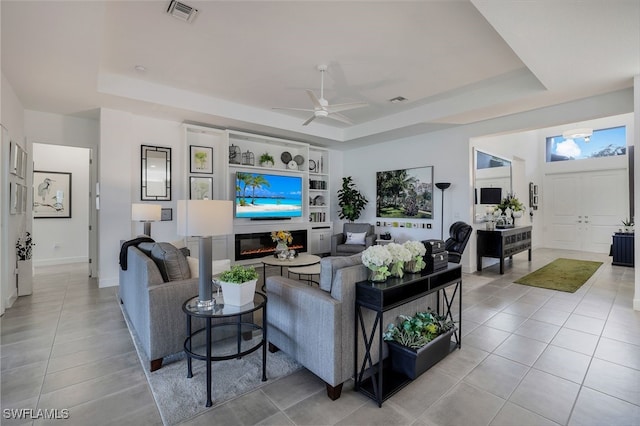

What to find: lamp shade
left=131, top=203, right=162, bottom=222
left=177, top=200, right=233, bottom=237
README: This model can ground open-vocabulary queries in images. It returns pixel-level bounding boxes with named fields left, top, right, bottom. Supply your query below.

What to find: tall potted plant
left=337, top=176, right=368, bottom=222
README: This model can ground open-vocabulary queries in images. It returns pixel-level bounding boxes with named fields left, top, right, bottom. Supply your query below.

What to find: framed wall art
left=190, top=176, right=213, bottom=200
left=33, top=170, right=72, bottom=218
left=376, top=165, right=434, bottom=219
left=189, top=145, right=213, bottom=174
left=10, top=182, right=18, bottom=215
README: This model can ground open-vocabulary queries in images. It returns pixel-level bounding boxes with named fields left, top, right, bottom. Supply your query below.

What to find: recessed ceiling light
left=389, top=96, right=407, bottom=103
left=134, top=65, right=147, bottom=73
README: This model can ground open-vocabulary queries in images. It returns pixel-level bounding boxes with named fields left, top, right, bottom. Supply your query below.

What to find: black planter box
left=387, top=328, right=455, bottom=380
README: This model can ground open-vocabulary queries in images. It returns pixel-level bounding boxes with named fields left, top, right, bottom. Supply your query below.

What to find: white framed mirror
left=141, top=145, right=171, bottom=201
left=473, top=148, right=511, bottom=222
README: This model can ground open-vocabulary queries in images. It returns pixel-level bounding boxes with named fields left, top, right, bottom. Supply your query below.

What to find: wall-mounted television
left=480, top=187, right=502, bottom=205
left=235, top=172, right=303, bottom=219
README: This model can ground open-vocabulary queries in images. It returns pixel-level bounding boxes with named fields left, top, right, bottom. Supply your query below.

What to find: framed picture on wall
left=376, top=165, right=434, bottom=219
left=190, top=176, right=213, bottom=200
left=189, top=145, right=214, bottom=174
left=10, top=182, right=18, bottom=214
left=33, top=170, right=72, bottom=219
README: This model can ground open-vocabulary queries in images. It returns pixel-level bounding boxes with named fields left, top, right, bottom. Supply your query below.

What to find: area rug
left=119, top=305, right=302, bottom=425
left=514, top=258, right=603, bottom=293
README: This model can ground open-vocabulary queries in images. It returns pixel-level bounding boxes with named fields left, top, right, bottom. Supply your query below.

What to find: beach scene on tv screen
left=236, top=172, right=302, bottom=218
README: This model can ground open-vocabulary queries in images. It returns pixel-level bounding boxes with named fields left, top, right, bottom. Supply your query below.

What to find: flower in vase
left=271, top=230, right=293, bottom=244
left=386, top=242, right=412, bottom=278
left=403, top=240, right=427, bottom=273
left=361, top=245, right=392, bottom=281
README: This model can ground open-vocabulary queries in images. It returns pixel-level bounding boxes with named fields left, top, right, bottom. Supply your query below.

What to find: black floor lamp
left=435, top=182, right=451, bottom=240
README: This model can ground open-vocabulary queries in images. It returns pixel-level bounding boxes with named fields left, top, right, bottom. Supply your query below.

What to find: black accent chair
left=444, top=221, right=473, bottom=263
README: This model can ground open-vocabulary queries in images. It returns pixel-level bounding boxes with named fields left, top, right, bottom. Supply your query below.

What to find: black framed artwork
left=33, top=170, right=72, bottom=218
left=189, top=145, right=214, bottom=174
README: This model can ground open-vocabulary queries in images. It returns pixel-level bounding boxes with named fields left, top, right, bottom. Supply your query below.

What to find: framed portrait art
left=33, top=171, right=72, bottom=218
left=189, top=145, right=213, bottom=174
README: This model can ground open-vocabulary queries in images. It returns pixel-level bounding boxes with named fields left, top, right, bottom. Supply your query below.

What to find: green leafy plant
left=622, top=218, right=634, bottom=227
left=219, top=265, right=259, bottom=284
left=337, top=176, right=368, bottom=222
left=498, top=193, right=524, bottom=212
left=259, top=153, right=274, bottom=164
left=383, top=310, right=455, bottom=350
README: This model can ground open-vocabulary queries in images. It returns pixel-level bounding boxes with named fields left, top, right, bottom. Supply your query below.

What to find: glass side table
left=182, top=292, right=267, bottom=407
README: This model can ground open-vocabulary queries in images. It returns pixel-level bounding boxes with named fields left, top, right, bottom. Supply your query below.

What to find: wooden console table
left=354, top=264, right=462, bottom=407
left=477, top=226, right=532, bottom=274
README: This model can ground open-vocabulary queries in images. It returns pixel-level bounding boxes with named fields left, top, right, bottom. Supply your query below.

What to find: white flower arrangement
left=403, top=240, right=426, bottom=258
left=361, top=245, right=392, bottom=270
left=386, top=242, right=412, bottom=263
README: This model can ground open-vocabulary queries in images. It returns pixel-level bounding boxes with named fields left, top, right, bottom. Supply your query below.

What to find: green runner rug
left=514, top=258, right=603, bottom=293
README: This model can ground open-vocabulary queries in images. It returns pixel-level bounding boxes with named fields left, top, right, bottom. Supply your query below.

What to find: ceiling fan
left=274, top=64, right=368, bottom=126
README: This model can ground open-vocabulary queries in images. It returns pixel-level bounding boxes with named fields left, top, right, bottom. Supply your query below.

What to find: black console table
left=354, top=264, right=462, bottom=407
left=612, top=232, right=634, bottom=267
left=477, top=226, right=532, bottom=274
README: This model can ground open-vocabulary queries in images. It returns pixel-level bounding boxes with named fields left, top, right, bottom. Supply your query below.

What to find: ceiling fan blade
left=326, top=101, right=369, bottom=113
left=327, top=112, right=354, bottom=125
left=306, top=89, right=323, bottom=109
left=273, top=106, right=316, bottom=112
left=302, top=115, right=317, bottom=126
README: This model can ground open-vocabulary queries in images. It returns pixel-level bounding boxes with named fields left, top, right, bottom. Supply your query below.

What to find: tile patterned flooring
left=1, top=248, right=639, bottom=425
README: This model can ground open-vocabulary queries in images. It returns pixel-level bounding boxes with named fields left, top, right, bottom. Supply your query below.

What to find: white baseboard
left=33, top=256, right=88, bottom=267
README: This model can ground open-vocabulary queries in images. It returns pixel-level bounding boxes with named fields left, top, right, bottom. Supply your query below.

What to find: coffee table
left=260, top=253, right=321, bottom=290
left=288, top=264, right=321, bottom=286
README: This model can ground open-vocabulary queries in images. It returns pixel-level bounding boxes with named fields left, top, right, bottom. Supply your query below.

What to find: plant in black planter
left=383, top=310, right=456, bottom=379
left=337, top=176, right=368, bottom=222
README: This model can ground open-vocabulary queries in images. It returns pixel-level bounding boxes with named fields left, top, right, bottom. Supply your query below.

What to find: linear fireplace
left=235, top=230, right=308, bottom=261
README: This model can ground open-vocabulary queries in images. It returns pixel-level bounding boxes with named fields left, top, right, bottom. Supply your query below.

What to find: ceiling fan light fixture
left=166, top=0, right=198, bottom=23
left=562, top=128, right=592, bottom=141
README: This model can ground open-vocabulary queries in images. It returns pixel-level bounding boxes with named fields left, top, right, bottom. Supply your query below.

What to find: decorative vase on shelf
left=368, top=267, right=388, bottom=283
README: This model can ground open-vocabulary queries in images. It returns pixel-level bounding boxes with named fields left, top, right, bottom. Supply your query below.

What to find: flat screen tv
left=235, top=172, right=303, bottom=219
left=480, top=187, right=502, bottom=205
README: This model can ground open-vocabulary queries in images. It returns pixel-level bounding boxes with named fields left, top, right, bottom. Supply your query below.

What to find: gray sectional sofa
left=119, top=242, right=233, bottom=371
left=266, top=254, right=437, bottom=400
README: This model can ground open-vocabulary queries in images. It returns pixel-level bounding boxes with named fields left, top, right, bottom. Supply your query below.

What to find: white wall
left=98, top=109, right=185, bottom=288
left=32, top=143, right=90, bottom=266
left=1, top=73, right=26, bottom=312
left=634, top=75, right=640, bottom=311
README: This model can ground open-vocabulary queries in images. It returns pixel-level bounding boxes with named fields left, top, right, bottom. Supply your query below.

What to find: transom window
left=545, top=126, right=626, bottom=162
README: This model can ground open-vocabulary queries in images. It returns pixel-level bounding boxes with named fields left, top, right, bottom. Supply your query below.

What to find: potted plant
left=362, top=245, right=392, bottom=282
left=622, top=218, right=634, bottom=233
left=383, top=310, right=456, bottom=379
left=337, top=176, right=368, bottom=222
left=498, top=193, right=524, bottom=216
left=16, top=231, right=35, bottom=296
left=385, top=242, right=412, bottom=278
left=259, top=153, right=274, bottom=168
left=218, top=265, right=259, bottom=306
left=403, top=240, right=427, bottom=273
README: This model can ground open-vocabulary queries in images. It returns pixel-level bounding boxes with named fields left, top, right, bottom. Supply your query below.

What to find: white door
left=545, top=169, right=627, bottom=252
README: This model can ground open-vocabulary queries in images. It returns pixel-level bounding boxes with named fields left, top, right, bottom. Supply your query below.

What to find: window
left=545, top=126, right=626, bottom=162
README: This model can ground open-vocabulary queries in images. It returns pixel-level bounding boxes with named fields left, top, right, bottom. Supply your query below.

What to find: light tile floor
left=1, top=248, right=639, bottom=425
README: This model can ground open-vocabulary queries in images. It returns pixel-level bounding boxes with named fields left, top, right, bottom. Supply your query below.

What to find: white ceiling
left=2, top=0, right=639, bottom=149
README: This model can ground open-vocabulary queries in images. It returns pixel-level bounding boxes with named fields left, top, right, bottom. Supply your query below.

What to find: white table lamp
left=178, top=200, right=233, bottom=309
left=132, top=203, right=162, bottom=236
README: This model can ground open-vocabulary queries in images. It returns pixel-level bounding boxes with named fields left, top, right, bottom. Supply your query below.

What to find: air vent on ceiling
left=167, top=0, right=198, bottom=23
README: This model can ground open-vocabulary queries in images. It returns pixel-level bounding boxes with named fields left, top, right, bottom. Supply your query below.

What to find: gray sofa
left=266, top=254, right=437, bottom=400
left=119, top=242, right=234, bottom=371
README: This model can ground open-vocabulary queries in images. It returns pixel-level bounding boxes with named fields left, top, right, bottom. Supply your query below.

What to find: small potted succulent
left=383, top=309, right=456, bottom=379
left=218, top=265, right=259, bottom=306
left=259, top=153, right=275, bottom=168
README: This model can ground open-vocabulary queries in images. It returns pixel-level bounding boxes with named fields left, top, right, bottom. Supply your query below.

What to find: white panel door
left=545, top=169, right=627, bottom=253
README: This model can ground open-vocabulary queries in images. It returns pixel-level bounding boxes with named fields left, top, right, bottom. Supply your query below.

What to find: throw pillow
left=345, top=232, right=367, bottom=245
left=186, top=256, right=231, bottom=278
left=149, top=242, right=191, bottom=282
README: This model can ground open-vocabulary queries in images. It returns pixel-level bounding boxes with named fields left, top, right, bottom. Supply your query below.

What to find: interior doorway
left=32, top=144, right=94, bottom=274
